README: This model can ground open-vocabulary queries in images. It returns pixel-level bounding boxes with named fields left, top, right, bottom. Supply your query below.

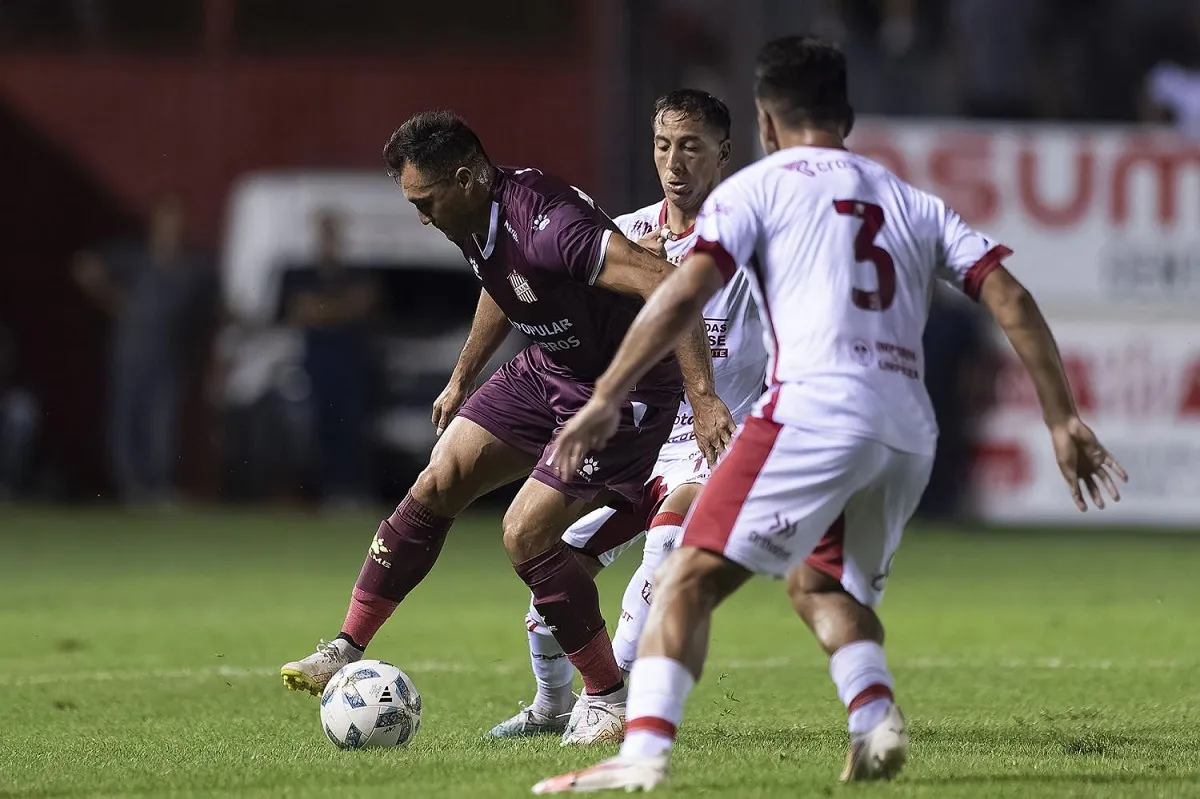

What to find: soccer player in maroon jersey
left=281, top=110, right=736, bottom=745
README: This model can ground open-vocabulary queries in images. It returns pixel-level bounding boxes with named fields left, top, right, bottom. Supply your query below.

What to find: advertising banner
left=973, top=320, right=1200, bottom=525
left=850, top=121, right=1200, bottom=315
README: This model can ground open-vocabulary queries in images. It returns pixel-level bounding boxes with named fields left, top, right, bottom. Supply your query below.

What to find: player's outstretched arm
left=978, top=266, right=1128, bottom=511
left=594, top=235, right=736, bottom=464
left=433, top=288, right=510, bottom=436
left=551, top=252, right=727, bottom=476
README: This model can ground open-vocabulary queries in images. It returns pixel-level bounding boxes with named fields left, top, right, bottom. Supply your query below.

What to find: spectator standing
left=73, top=194, right=215, bottom=506
left=0, top=321, right=39, bottom=501
left=281, top=210, right=380, bottom=509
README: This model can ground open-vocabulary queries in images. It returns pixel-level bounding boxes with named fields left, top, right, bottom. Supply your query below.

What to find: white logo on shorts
left=577, top=456, right=600, bottom=481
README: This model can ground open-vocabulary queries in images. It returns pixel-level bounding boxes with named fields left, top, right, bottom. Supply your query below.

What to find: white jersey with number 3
left=693, top=146, right=1010, bottom=456
left=615, top=201, right=768, bottom=462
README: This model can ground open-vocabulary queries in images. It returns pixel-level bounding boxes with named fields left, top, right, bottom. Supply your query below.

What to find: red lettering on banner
left=848, top=135, right=909, bottom=182
left=994, top=355, right=1036, bottom=410
left=995, top=348, right=1200, bottom=418
left=972, top=441, right=1031, bottom=489
left=996, top=353, right=1093, bottom=412
left=1018, top=142, right=1094, bottom=227
left=929, top=134, right=998, bottom=224
left=1181, top=359, right=1200, bottom=416
left=1110, top=143, right=1200, bottom=228
left=852, top=127, right=1200, bottom=229
left=1063, top=355, right=1095, bottom=413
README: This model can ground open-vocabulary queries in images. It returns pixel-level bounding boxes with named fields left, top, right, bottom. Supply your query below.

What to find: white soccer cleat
left=280, top=639, right=361, bottom=696
left=531, top=754, right=668, bottom=794
left=487, top=704, right=570, bottom=738
left=560, top=693, right=626, bottom=746
left=840, top=703, right=908, bottom=782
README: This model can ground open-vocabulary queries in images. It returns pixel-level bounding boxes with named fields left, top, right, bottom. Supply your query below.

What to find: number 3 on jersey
left=833, top=199, right=895, bottom=312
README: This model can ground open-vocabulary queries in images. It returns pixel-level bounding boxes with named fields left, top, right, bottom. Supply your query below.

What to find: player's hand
left=549, top=396, right=621, bottom=479
left=1049, top=416, right=1128, bottom=511
left=634, top=227, right=669, bottom=260
left=431, top=378, right=471, bottom=436
left=691, top=392, right=736, bottom=467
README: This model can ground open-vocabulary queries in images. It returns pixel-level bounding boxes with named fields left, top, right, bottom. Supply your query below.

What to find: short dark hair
left=754, top=36, right=853, bottom=132
left=383, top=110, right=490, bottom=181
left=652, top=89, right=732, bottom=140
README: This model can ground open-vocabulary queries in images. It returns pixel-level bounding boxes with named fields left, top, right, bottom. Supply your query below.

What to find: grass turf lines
left=2, top=508, right=1198, bottom=798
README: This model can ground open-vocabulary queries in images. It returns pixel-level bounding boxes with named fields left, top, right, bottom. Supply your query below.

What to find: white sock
left=829, top=640, right=895, bottom=735
left=526, top=602, right=575, bottom=716
left=620, top=656, right=694, bottom=758
left=612, top=520, right=676, bottom=671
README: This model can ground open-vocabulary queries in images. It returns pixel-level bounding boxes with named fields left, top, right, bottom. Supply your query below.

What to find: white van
left=218, top=170, right=520, bottom=481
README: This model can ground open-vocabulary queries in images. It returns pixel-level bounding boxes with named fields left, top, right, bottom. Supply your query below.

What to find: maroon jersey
left=459, top=167, right=682, bottom=407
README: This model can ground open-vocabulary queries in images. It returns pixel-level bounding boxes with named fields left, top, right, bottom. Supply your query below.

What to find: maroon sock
left=342, top=494, right=453, bottom=647
left=515, top=542, right=623, bottom=695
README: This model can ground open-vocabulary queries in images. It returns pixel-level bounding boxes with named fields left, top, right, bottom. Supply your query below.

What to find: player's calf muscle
left=658, top=482, right=702, bottom=518
left=787, top=565, right=884, bottom=653
left=640, top=548, right=749, bottom=673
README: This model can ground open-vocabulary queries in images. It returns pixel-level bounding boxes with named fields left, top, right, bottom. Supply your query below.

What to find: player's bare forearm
left=675, top=308, right=736, bottom=464
left=674, top=317, right=717, bottom=402
left=450, top=288, right=510, bottom=388
left=595, top=256, right=725, bottom=404
left=979, top=267, right=1076, bottom=426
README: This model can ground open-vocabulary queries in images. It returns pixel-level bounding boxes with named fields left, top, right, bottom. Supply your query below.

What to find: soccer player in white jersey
left=488, top=90, right=769, bottom=744
left=533, top=36, right=1127, bottom=793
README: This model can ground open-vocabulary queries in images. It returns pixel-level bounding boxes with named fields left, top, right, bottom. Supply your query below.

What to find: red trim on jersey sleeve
left=963, top=245, right=1013, bottom=301
left=692, top=237, right=737, bottom=284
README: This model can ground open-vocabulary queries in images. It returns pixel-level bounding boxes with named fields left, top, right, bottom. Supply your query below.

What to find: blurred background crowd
left=1, top=0, right=1197, bottom=526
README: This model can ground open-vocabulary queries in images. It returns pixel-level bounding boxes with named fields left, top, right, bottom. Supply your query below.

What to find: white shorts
left=679, top=417, right=932, bottom=607
left=562, top=448, right=711, bottom=567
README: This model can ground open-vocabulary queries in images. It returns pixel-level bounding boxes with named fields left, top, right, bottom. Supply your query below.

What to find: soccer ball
left=319, top=659, right=422, bottom=749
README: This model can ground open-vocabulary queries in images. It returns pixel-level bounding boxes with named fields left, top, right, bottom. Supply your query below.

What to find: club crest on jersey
left=509, top=271, right=538, bottom=303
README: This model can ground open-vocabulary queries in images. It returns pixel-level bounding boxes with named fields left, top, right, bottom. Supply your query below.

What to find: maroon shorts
left=457, top=347, right=680, bottom=509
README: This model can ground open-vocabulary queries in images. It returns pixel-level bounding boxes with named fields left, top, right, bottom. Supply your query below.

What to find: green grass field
left=2, top=508, right=1199, bottom=798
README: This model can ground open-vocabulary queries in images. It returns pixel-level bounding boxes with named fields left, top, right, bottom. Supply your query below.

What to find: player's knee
left=501, top=508, right=557, bottom=562
left=410, top=464, right=450, bottom=515
left=411, top=447, right=471, bottom=516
